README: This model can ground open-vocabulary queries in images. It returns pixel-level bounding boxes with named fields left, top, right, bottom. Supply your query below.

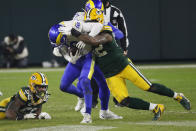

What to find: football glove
left=38, top=112, right=52, bottom=120
left=76, top=41, right=86, bottom=49
left=58, top=26, right=72, bottom=36
left=24, top=113, right=37, bottom=119
left=69, top=50, right=81, bottom=64
left=53, top=47, right=62, bottom=57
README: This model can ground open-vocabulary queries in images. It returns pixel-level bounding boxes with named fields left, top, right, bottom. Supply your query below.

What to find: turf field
left=0, top=64, right=196, bottom=131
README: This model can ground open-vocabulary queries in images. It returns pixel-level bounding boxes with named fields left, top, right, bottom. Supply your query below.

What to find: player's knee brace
left=79, top=77, right=92, bottom=95
left=148, top=83, right=174, bottom=97
left=120, top=97, right=149, bottom=110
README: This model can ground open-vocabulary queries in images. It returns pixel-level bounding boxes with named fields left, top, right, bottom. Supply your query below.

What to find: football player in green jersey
left=68, top=8, right=191, bottom=121
left=0, top=72, right=51, bottom=120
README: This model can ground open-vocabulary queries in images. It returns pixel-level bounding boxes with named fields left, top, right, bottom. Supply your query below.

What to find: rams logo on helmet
left=48, top=24, right=67, bottom=47
left=85, top=0, right=104, bottom=12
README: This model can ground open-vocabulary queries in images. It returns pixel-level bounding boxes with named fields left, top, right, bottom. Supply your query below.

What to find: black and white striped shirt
left=104, top=4, right=129, bottom=51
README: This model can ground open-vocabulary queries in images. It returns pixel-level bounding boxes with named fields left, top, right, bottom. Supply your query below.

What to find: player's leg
left=106, top=75, right=164, bottom=121
left=91, top=78, right=99, bottom=108
left=93, top=65, right=122, bottom=120
left=60, top=62, right=83, bottom=98
left=74, top=82, right=85, bottom=111
left=124, top=62, right=190, bottom=110
left=0, top=97, right=11, bottom=119
left=79, top=53, right=94, bottom=123
left=93, top=65, right=109, bottom=111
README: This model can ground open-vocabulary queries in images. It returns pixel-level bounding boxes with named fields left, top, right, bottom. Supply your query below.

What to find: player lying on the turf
left=59, top=7, right=191, bottom=121
left=0, top=72, right=51, bottom=120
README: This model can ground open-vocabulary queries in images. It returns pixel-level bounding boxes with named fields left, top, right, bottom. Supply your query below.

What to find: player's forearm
left=78, top=34, right=100, bottom=46
left=5, top=110, right=17, bottom=120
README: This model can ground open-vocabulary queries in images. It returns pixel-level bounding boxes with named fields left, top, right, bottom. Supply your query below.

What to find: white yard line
left=126, top=121, right=196, bottom=127
left=0, top=64, right=196, bottom=73
left=20, top=120, right=196, bottom=131
left=20, top=125, right=115, bottom=131
left=138, top=64, right=196, bottom=69
left=0, top=68, right=65, bottom=73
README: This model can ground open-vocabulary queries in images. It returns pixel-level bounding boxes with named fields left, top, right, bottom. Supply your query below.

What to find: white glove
left=72, top=20, right=83, bottom=32
left=24, top=113, right=37, bottom=119
left=69, top=50, right=81, bottom=64
left=58, top=26, right=72, bottom=36
left=76, top=41, right=86, bottom=49
left=53, top=47, right=62, bottom=57
left=38, top=112, right=52, bottom=120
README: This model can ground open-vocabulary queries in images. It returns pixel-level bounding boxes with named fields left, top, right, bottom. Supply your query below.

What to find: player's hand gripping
left=76, top=41, right=86, bottom=49
left=58, top=26, right=72, bottom=36
left=69, top=50, right=82, bottom=64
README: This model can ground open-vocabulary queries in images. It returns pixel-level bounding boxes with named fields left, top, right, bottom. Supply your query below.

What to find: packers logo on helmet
left=29, top=72, right=48, bottom=99
left=85, top=8, right=104, bottom=24
left=48, top=24, right=67, bottom=47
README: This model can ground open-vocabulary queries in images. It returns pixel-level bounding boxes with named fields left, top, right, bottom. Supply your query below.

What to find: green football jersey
left=93, top=38, right=129, bottom=78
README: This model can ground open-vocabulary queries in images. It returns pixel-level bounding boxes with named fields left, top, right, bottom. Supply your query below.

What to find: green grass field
left=0, top=64, right=196, bottom=131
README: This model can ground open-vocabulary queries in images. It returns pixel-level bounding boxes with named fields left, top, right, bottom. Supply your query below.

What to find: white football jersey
left=56, top=14, right=104, bottom=63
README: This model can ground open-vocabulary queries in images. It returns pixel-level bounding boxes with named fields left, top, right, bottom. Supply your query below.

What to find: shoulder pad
left=101, top=25, right=112, bottom=33
left=18, top=87, right=31, bottom=102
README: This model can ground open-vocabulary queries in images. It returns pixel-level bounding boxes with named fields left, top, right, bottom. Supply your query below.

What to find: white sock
left=149, top=103, right=157, bottom=110
left=173, top=92, right=178, bottom=99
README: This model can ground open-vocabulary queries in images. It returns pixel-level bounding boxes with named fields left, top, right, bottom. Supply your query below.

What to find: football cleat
left=0, top=91, right=3, bottom=96
left=99, top=109, right=123, bottom=120
left=80, top=113, right=92, bottom=124
left=174, top=93, right=191, bottom=110
left=75, top=97, right=84, bottom=111
left=152, top=104, right=165, bottom=121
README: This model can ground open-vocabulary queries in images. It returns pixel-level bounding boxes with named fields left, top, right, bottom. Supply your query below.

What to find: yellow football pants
left=106, top=62, right=152, bottom=103
left=0, top=97, right=11, bottom=119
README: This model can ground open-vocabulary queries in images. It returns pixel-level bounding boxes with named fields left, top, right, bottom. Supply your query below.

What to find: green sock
left=120, top=97, right=150, bottom=110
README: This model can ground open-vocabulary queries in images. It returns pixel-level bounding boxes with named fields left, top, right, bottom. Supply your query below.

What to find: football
left=69, top=45, right=78, bottom=56
left=68, top=41, right=78, bottom=55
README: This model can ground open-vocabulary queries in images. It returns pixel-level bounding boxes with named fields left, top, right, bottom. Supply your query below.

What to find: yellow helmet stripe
left=101, top=3, right=104, bottom=11
left=37, top=72, right=47, bottom=85
left=56, top=32, right=63, bottom=45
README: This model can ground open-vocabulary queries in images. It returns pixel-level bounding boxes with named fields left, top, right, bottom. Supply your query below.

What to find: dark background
left=0, top=0, right=195, bottom=65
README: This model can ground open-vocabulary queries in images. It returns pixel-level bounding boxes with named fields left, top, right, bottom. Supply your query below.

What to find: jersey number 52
left=94, top=45, right=107, bottom=57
